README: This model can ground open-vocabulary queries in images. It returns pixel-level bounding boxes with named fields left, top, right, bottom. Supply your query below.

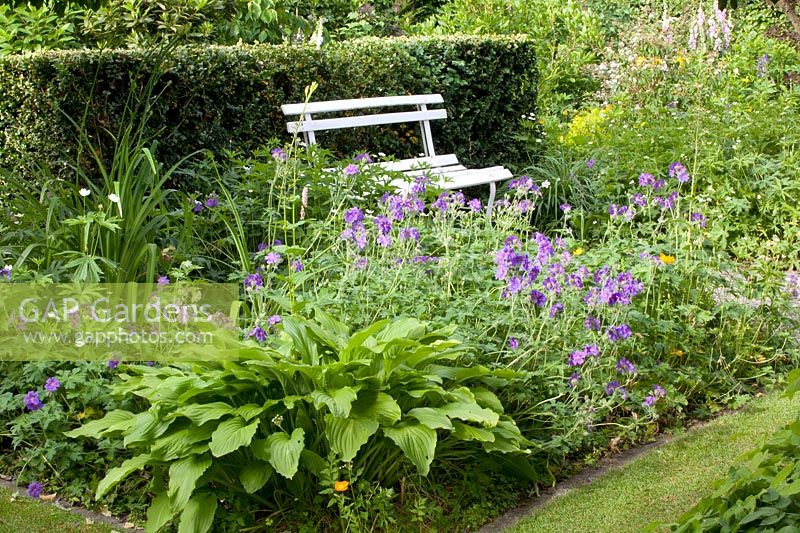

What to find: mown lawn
left=510, top=390, right=800, bottom=532
left=0, top=486, right=116, bottom=533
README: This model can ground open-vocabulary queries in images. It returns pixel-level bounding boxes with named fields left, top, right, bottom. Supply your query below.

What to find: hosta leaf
left=172, top=402, right=234, bottom=426
left=239, top=461, right=273, bottom=493
left=340, top=319, right=390, bottom=363
left=472, top=388, right=504, bottom=413
left=375, top=317, right=425, bottom=342
left=234, top=402, right=277, bottom=421
left=168, top=454, right=212, bottom=508
left=145, top=492, right=177, bottom=533
left=177, top=493, right=217, bottom=533
left=452, top=421, right=496, bottom=442
left=209, top=417, right=259, bottom=457
left=124, top=411, right=171, bottom=447
left=325, top=415, right=379, bottom=462
left=439, top=402, right=499, bottom=427
left=266, top=428, right=305, bottom=479
left=300, top=449, right=327, bottom=477
left=382, top=422, right=437, bottom=476
left=152, top=425, right=216, bottom=461
left=96, top=453, right=152, bottom=499
left=405, top=386, right=446, bottom=399
left=350, top=391, right=402, bottom=425
left=64, top=409, right=134, bottom=438
left=406, top=407, right=453, bottom=430
left=310, top=387, right=358, bottom=418
left=282, top=316, right=319, bottom=365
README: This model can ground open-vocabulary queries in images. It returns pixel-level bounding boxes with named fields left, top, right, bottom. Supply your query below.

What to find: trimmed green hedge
left=0, top=35, right=537, bottom=178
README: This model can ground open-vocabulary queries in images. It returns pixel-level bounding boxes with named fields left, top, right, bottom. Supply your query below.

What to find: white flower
left=541, top=180, right=551, bottom=189
left=108, top=193, right=120, bottom=203
left=79, top=188, right=91, bottom=197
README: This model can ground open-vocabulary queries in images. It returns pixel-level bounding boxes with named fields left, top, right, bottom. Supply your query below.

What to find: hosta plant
left=66, top=310, right=530, bottom=532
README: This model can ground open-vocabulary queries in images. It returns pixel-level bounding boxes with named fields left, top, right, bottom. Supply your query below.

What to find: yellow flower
left=334, top=480, right=350, bottom=492
left=635, top=55, right=646, bottom=66
left=573, top=247, right=584, bottom=256
left=659, top=253, right=676, bottom=265
left=669, top=348, right=684, bottom=357
left=676, top=53, right=686, bottom=68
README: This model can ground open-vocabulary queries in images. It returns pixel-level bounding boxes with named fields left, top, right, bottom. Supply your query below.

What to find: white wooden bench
left=281, top=94, right=512, bottom=213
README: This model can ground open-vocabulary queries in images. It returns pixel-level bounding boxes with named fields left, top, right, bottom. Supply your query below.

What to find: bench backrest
left=281, top=94, right=446, bottom=158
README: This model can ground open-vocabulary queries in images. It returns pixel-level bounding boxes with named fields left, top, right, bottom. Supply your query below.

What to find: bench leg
left=487, top=182, right=496, bottom=217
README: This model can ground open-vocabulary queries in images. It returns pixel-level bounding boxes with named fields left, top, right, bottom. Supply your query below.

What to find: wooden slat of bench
left=286, top=109, right=447, bottom=134
left=402, top=164, right=467, bottom=176
left=389, top=166, right=512, bottom=192
left=378, top=154, right=460, bottom=172
left=434, top=167, right=513, bottom=189
left=282, top=94, right=444, bottom=115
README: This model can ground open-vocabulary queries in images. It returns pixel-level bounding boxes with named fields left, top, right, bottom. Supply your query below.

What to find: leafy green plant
left=669, top=369, right=800, bottom=531
left=66, top=312, right=530, bottom=531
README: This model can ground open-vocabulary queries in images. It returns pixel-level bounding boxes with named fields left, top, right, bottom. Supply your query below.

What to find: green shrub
left=670, top=370, right=800, bottom=532
left=66, top=312, right=530, bottom=531
left=0, top=35, right=537, bottom=180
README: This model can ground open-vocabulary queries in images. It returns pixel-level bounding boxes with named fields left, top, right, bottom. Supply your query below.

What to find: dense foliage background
left=0, top=0, right=799, bottom=531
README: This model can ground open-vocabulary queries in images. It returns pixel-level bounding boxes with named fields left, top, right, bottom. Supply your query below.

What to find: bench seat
left=282, top=94, right=512, bottom=213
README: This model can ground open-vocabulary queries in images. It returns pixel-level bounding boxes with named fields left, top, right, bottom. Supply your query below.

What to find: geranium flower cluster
left=339, top=178, right=483, bottom=259
left=248, top=314, right=282, bottom=343
left=609, top=162, right=702, bottom=222
left=23, top=376, right=62, bottom=412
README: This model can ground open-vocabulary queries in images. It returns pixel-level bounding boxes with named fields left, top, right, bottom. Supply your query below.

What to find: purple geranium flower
left=653, top=384, right=667, bottom=398
left=157, top=275, right=170, bottom=286
left=549, top=302, right=564, bottom=318
left=24, top=391, right=43, bottom=411
left=669, top=162, right=690, bottom=183
left=244, top=273, right=263, bottom=289
left=508, top=337, right=519, bottom=350
left=192, top=200, right=204, bottom=213
left=568, top=349, right=586, bottom=366
left=44, top=377, right=60, bottom=393
left=374, top=215, right=392, bottom=235
left=271, top=147, right=288, bottom=161
left=27, top=482, right=43, bottom=498
left=290, top=259, right=304, bottom=272
left=354, top=152, right=372, bottom=163
left=568, top=372, right=580, bottom=388
left=643, top=395, right=656, bottom=407
left=584, top=344, right=600, bottom=357
left=204, top=195, right=219, bottom=208
left=607, top=324, right=632, bottom=342
left=616, top=358, right=637, bottom=374
left=638, top=173, right=655, bottom=187
left=606, top=381, right=628, bottom=399
left=249, top=326, right=267, bottom=342
left=584, top=315, right=601, bottom=331
left=267, top=315, right=282, bottom=326
left=468, top=198, right=482, bottom=212
left=586, top=158, right=596, bottom=169
left=108, top=359, right=120, bottom=370
left=529, top=290, right=547, bottom=307
left=690, top=212, right=707, bottom=228
left=344, top=208, right=364, bottom=225
left=265, top=251, right=282, bottom=265
left=344, top=164, right=359, bottom=176
left=399, top=227, right=420, bottom=241
left=560, top=203, right=572, bottom=213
